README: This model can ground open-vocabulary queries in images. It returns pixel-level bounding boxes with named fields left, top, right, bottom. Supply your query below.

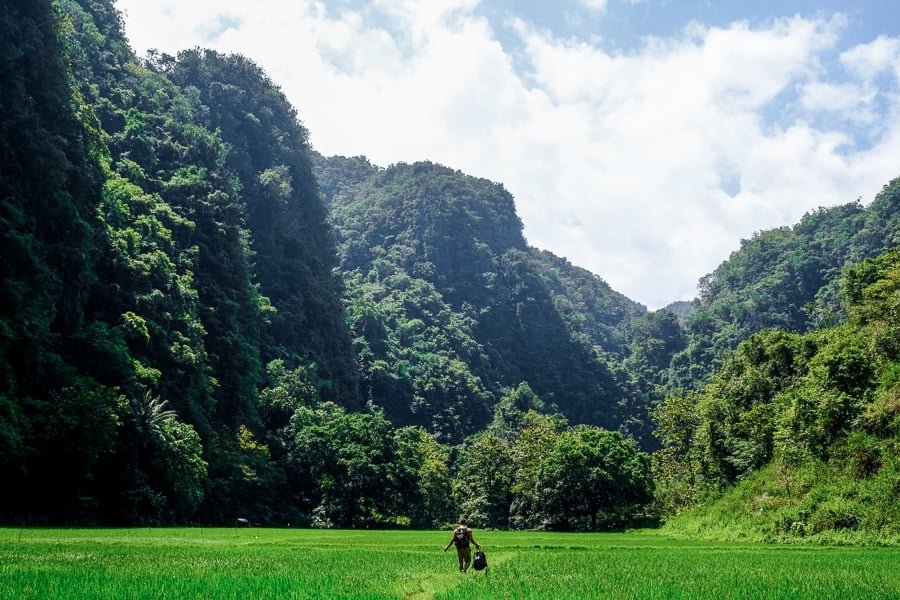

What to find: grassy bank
left=661, top=461, right=900, bottom=546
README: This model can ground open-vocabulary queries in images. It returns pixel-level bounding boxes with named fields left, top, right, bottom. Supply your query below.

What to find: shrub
left=809, top=497, right=863, bottom=533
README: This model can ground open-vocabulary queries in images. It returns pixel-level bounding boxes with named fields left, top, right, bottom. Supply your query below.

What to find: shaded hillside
left=319, top=158, right=671, bottom=441
left=168, top=50, right=359, bottom=404
left=1, top=0, right=110, bottom=519
left=671, top=189, right=900, bottom=390
left=528, top=249, right=647, bottom=357
left=0, top=0, right=367, bottom=524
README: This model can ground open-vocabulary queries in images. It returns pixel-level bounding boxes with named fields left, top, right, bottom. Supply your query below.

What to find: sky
left=114, top=0, right=900, bottom=309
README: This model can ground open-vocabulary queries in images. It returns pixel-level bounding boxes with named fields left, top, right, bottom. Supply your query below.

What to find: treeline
left=455, top=383, right=652, bottom=530
left=228, top=371, right=651, bottom=529
left=654, top=249, right=900, bottom=541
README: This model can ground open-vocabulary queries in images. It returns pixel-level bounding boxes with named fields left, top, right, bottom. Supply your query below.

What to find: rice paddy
left=1, top=528, right=897, bottom=599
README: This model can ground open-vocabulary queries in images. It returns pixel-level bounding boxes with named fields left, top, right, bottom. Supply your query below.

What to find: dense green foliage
left=3, top=528, right=899, bottom=599
left=655, top=249, right=900, bottom=542
left=3, top=0, right=899, bottom=540
left=671, top=191, right=900, bottom=389
left=319, top=158, right=678, bottom=443
left=1, top=0, right=357, bottom=524
left=167, top=51, right=358, bottom=404
left=451, top=384, right=652, bottom=530
left=0, top=0, right=653, bottom=528
left=1, top=0, right=120, bottom=520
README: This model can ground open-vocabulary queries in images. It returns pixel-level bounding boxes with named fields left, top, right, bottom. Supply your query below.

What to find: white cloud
left=114, top=1, right=900, bottom=309
left=840, top=35, right=900, bottom=81
left=579, top=0, right=608, bottom=13
left=800, top=81, right=873, bottom=116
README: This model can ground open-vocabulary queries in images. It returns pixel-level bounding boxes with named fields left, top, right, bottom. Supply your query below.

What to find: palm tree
left=129, top=390, right=177, bottom=446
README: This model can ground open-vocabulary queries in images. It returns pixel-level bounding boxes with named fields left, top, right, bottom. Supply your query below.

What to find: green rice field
left=1, top=528, right=897, bottom=599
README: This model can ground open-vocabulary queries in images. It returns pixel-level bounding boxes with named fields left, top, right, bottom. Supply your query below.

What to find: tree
left=508, top=411, right=566, bottom=529
left=651, top=391, right=700, bottom=513
left=393, top=426, right=453, bottom=528
left=288, top=405, right=400, bottom=527
left=540, top=427, right=652, bottom=530
left=259, top=359, right=319, bottom=433
left=452, top=431, right=515, bottom=528
left=490, top=382, right=544, bottom=441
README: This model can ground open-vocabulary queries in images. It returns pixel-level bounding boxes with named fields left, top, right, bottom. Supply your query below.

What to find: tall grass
left=1, top=528, right=897, bottom=599
left=663, top=461, right=900, bottom=546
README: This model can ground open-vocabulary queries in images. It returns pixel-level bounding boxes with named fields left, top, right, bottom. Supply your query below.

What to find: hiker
left=443, top=517, right=480, bottom=572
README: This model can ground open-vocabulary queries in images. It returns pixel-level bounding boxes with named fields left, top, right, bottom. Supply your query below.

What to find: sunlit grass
left=1, top=528, right=897, bottom=599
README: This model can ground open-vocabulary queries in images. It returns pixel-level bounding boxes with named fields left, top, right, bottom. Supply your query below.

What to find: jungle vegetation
left=0, top=0, right=897, bottom=538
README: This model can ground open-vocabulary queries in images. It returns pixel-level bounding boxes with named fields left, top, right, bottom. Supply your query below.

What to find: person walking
left=443, top=517, right=480, bottom=572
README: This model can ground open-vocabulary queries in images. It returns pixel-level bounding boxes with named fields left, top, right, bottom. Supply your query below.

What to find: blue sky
left=116, top=0, right=900, bottom=308
left=480, top=1, right=900, bottom=47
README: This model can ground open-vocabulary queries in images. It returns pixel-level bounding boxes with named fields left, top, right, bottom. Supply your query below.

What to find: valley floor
left=2, top=528, right=898, bottom=599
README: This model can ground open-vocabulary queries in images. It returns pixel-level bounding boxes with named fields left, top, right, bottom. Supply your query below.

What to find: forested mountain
left=317, top=157, right=677, bottom=442
left=2, top=0, right=897, bottom=537
left=1, top=0, right=358, bottom=523
left=670, top=190, right=900, bottom=390
left=0, top=0, right=656, bottom=527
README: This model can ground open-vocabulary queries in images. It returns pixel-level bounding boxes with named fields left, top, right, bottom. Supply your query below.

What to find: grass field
left=1, top=528, right=898, bottom=599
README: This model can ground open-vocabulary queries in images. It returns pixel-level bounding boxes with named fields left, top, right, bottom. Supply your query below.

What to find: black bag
left=472, top=549, right=487, bottom=571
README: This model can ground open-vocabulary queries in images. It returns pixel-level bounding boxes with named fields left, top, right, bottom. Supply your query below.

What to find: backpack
left=453, top=526, right=469, bottom=548
left=473, top=549, right=487, bottom=571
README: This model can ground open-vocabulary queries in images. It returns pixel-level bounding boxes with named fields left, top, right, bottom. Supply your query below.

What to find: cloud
left=800, top=81, right=872, bottom=115
left=114, top=1, right=900, bottom=309
left=579, top=0, right=608, bottom=13
left=840, top=35, right=900, bottom=81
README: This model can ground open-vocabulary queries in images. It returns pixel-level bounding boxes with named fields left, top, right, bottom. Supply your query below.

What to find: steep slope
left=169, top=49, right=359, bottom=405
left=656, top=248, right=900, bottom=542
left=0, top=0, right=112, bottom=520
left=320, top=158, right=656, bottom=440
left=1, top=0, right=365, bottom=524
left=527, top=249, right=647, bottom=357
left=56, top=0, right=267, bottom=520
left=671, top=189, right=900, bottom=390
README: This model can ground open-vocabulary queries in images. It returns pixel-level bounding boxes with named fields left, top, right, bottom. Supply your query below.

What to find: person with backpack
left=443, top=517, right=480, bottom=572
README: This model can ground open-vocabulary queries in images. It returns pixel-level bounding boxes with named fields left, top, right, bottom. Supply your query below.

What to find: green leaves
left=656, top=246, right=900, bottom=538
left=286, top=404, right=417, bottom=527
left=450, top=400, right=650, bottom=531
left=259, top=359, right=318, bottom=432
left=541, top=427, right=652, bottom=530
left=673, top=196, right=899, bottom=389
left=453, top=431, right=515, bottom=527
left=257, top=166, right=293, bottom=204
left=343, top=269, right=492, bottom=440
